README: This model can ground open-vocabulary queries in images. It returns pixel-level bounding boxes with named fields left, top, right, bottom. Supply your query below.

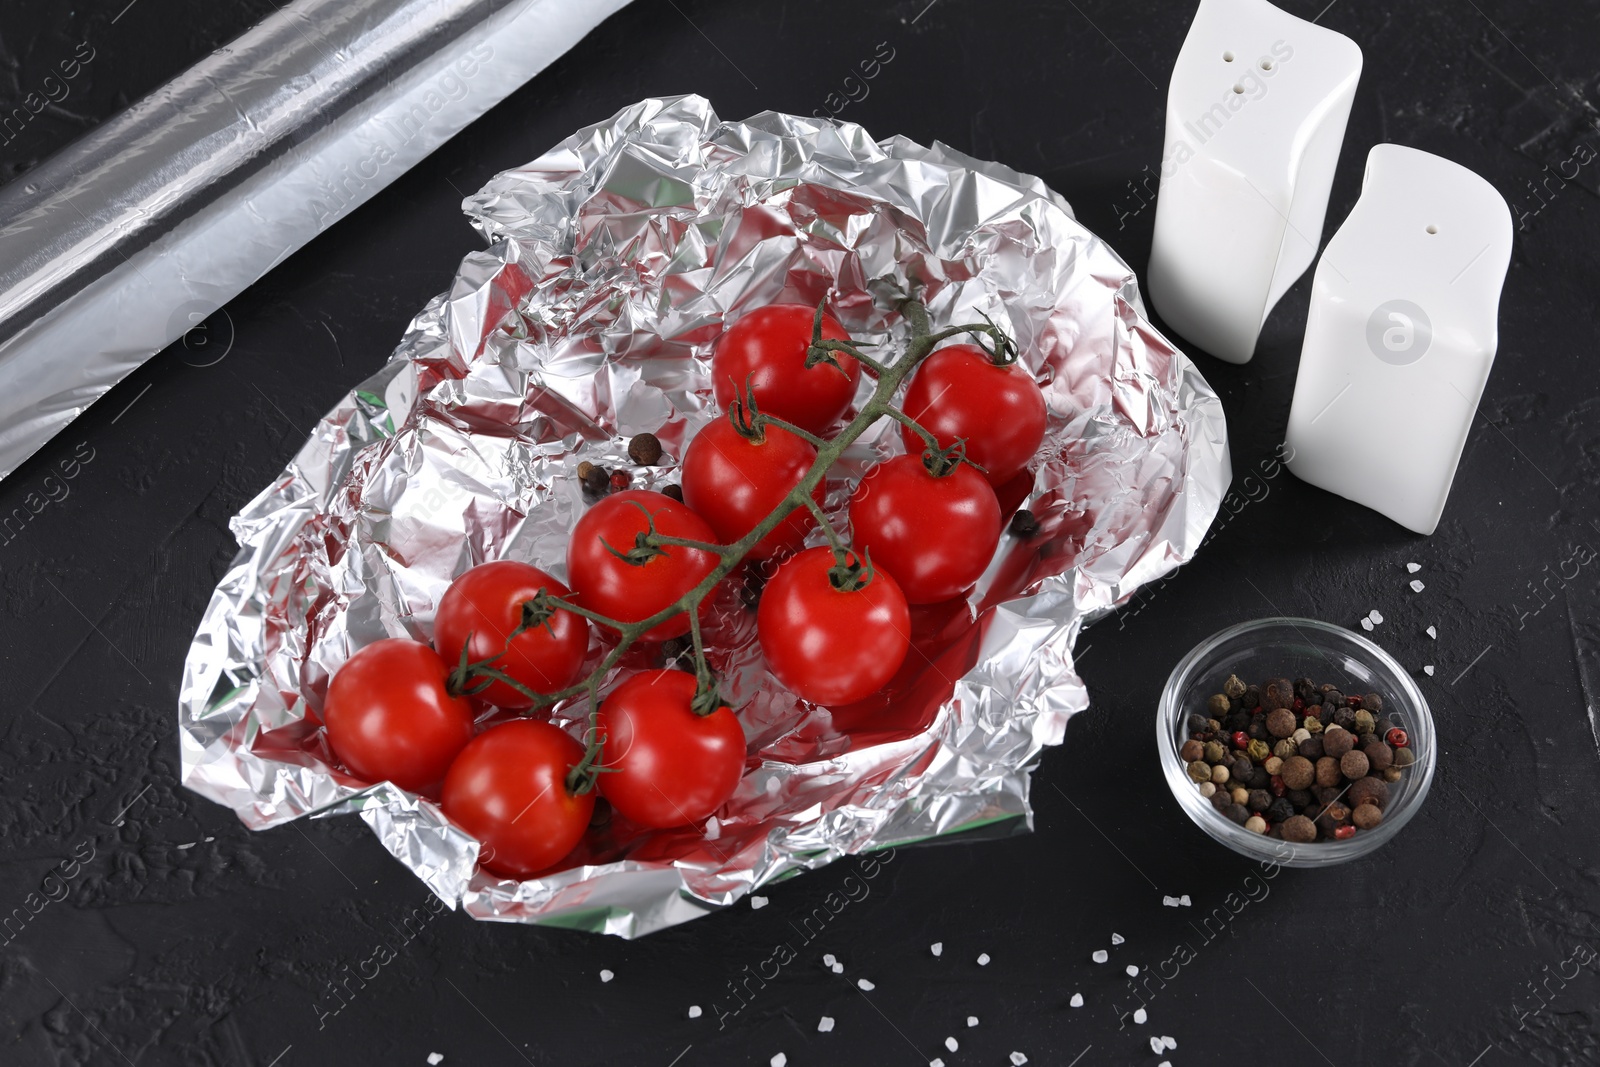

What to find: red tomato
left=442, top=719, right=594, bottom=879
left=681, top=416, right=822, bottom=559
left=847, top=454, right=1002, bottom=604
left=567, top=490, right=721, bottom=642
left=597, top=670, right=745, bottom=828
left=711, top=304, right=861, bottom=434
left=899, top=343, right=1049, bottom=486
left=323, top=638, right=476, bottom=792
left=433, top=561, right=589, bottom=709
left=757, top=547, right=911, bottom=705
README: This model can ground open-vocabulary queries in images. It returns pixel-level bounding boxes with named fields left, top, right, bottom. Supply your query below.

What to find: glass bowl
left=1157, top=617, right=1435, bottom=867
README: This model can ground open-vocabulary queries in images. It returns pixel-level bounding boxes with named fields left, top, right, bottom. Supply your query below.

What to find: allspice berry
left=1340, top=749, right=1370, bottom=780
left=1322, top=726, right=1355, bottom=759
left=627, top=432, right=664, bottom=466
left=1281, top=755, right=1316, bottom=791
left=1181, top=739, right=1205, bottom=762
left=576, top=460, right=595, bottom=480
left=1315, top=756, right=1342, bottom=788
left=1266, top=707, right=1296, bottom=738
left=1282, top=815, right=1317, bottom=843
left=1207, top=693, right=1231, bottom=716
left=1363, top=692, right=1384, bottom=715
left=1352, top=803, right=1384, bottom=829
left=581, top=464, right=611, bottom=495
left=661, top=483, right=685, bottom=502
left=1347, top=776, right=1389, bottom=809
left=1362, top=739, right=1394, bottom=771
left=1262, top=678, right=1295, bottom=711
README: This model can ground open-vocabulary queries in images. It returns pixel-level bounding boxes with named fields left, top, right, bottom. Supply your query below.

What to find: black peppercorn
left=582, top=464, right=611, bottom=495
left=628, top=432, right=664, bottom=466
left=1294, top=677, right=1316, bottom=702
left=1247, top=720, right=1268, bottom=741
left=660, top=483, right=684, bottom=502
left=1248, top=767, right=1271, bottom=790
left=1009, top=509, right=1041, bottom=538
left=1223, top=711, right=1249, bottom=733
left=1231, top=755, right=1254, bottom=780
left=1241, top=685, right=1261, bottom=710
left=1267, top=798, right=1295, bottom=823
left=1287, top=788, right=1313, bottom=810
left=1363, top=692, right=1383, bottom=715
left=1224, top=803, right=1251, bottom=825
left=1297, top=735, right=1325, bottom=761
left=1247, top=789, right=1272, bottom=813
left=1333, top=706, right=1357, bottom=730
left=1186, top=713, right=1210, bottom=734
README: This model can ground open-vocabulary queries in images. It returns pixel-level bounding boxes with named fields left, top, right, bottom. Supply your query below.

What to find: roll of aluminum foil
left=0, top=0, right=631, bottom=479
left=178, top=95, right=1231, bottom=936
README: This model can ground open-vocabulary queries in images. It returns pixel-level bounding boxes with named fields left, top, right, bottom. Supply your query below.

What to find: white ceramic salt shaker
left=1147, top=0, right=1362, bottom=364
left=1284, top=144, right=1514, bottom=535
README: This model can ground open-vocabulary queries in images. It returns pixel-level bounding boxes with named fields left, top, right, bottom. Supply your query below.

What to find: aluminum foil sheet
left=179, top=94, right=1231, bottom=936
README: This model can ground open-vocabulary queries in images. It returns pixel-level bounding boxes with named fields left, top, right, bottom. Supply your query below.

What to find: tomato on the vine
left=711, top=304, right=860, bottom=435
left=758, top=547, right=910, bottom=705
left=567, top=490, right=720, bottom=642
left=847, top=453, right=1001, bottom=604
left=442, top=719, right=593, bottom=879
left=433, top=561, right=589, bottom=708
left=681, top=415, right=822, bottom=559
left=597, top=670, right=745, bottom=828
left=322, top=638, right=476, bottom=792
left=899, top=343, right=1048, bottom=486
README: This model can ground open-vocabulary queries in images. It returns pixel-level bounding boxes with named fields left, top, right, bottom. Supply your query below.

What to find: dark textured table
left=3, top=1, right=1598, bottom=1064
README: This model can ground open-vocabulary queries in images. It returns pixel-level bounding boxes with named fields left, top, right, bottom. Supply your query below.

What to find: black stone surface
left=3, top=1, right=1598, bottom=1065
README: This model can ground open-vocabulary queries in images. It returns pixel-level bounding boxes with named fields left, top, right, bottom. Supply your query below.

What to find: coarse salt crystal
left=930, top=1060, right=945, bottom=1067
left=1151, top=1037, right=1165, bottom=1053
left=1370, top=609, right=1384, bottom=624
left=1410, top=579, right=1426, bottom=592
left=1407, top=562, right=1421, bottom=573
left=1092, top=950, right=1109, bottom=963
left=1163, top=1036, right=1177, bottom=1050
left=1360, top=618, right=1374, bottom=631
left=687, top=1006, right=702, bottom=1019
left=1427, top=625, right=1437, bottom=639
left=1069, top=993, right=1084, bottom=1007
left=1179, top=895, right=1191, bottom=907
left=1424, top=665, right=1435, bottom=676
left=823, top=954, right=837, bottom=967
left=1133, top=1007, right=1147, bottom=1024
left=1162, top=895, right=1180, bottom=907
left=945, top=1037, right=959, bottom=1052
left=930, top=942, right=943, bottom=956
left=703, top=816, right=720, bottom=839
left=771, top=1055, right=786, bottom=1067
left=1110, top=932, right=1124, bottom=945
left=967, top=1016, right=979, bottom=1027
left=858, top=979, right=875, bottom=991
left=1010, top=1054, right=1029, bottom=1066
left=831, top=962, right=844, bottom=974
left=599, top=970, right=613, bottom=983
left=427, top=1056, right=443, bottom=1066
left=977, top=953, right=991, bottom=966
left=750, top=896, right=768, bottom=910
left=1126, top=965, right=1139, bottom=977
left=818, top=1017, right=834, bottom=1033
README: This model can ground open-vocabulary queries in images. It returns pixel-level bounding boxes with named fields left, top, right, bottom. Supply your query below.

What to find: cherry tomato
left=757, top=547, right=911, bottom=705
left=711, top=304, right=860, bottom=434
left=847, top=454, right=1001, bottom=604
left=567, top=490, right=721, bottom=642
left=598, top=670, right=745, bottom=828
left=681, top=416, right=822, bottom=559
left=899, top=343, right=1048, bottom=486
left=433, top=561, right=589, bottom=709
left=323, top=638, right=476, bottom=792
left=442, top=719, right=594, bottom=879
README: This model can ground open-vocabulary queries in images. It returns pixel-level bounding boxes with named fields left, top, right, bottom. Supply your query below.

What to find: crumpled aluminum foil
left=178, top=94, right=1230, bottom=936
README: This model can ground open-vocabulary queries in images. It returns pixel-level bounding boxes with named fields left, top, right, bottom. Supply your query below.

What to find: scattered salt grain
left=818, top=1016, right=834, bottom=1033
left=831, top=962, right=844, bottom=974
left=930, top=942, right=943, bottom=957
left=1410, top=579, right=1426, bottom=592
left=771, top=1055, right=786, bottom=1067
left=1427, top=625, right=1437, bottom=639
left=858, top=979, right=875, bottom=991
left=750, top=896, right=768, bottom=910
left=1370, top=609, right=1384, bottom=624
left=1160, top=1062, right=1172, bottom=1067
left=1151, top=1037, right=1165, bottom=1053
left=1162, top=1037, right=1177, bottom=1050
left=1092, top=950, right=1109, bottom=963
left=930, top=1060, right=945, bottom=1067
left=977, top=953, right=991, bottom=966
left=766, top=777, right=781, bottom=795
left=599, top=970, right=613, bottom=983
left=1069, top=993, right=1084, bottom=1008
left=1162, top=895, right=1181, bottom=907
left=823, top=953, right=837, bottom=968
left=945, top=1037, right=959, bottom=1052
left=1424, top=665, right=1435, bottom=676
left=1126, top=965, right=1139, bottom=977
left=967, top=1016, right=979, bottom=1028
left=1133, top=1007, right=1147, bottom=1024
left=1110, top=932, right=1125, bottom=945
left=1360, top=618, right=1373, bottom=631
left=427, top=1056, right=443, bottom=1066
left=1407, top=562, right=1421, bottom=573
left=1010, top=1054, right=1029, bottom=1066
left=703, top=816, right=720, bottom=839
left=687, top=1006, right=702, bottom=1019
left=1179, top=895, right=1191, bottom=906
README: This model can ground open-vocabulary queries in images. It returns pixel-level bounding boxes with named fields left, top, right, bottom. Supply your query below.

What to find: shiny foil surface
left=178, top=95, right=1230, bottom=936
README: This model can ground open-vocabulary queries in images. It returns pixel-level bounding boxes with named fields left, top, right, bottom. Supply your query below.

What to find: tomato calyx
left=964, top=311, right=1021, bottom=367
left=921, top=436, right=987, bottom=479
left=441, top=585, right=573, bottom=701
left=803, top=297, right=879, bottom=377
left=598, top=499, right=723, bottom=568
left=826, top=547, right=878, bottom=593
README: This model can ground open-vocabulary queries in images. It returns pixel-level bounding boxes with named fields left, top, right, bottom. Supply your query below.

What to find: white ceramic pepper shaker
left=1147, top=0, right=1362, bottom=364
left=1284, top=144, right=1514, bottom=535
